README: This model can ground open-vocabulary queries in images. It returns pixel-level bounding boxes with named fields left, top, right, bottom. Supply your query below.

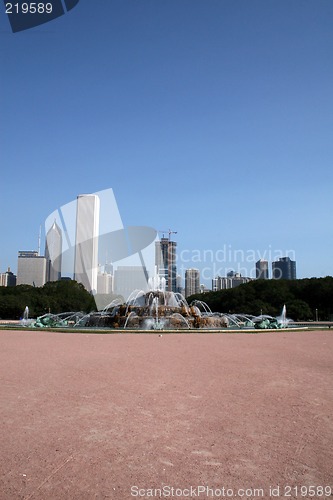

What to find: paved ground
left=0, top=329, right=332, bottom=500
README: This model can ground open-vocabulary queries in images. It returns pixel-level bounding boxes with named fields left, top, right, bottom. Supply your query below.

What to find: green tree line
left=1, top=277, right=332, bottom=321
left=188, top=277, right=333, bottom=321
left=0, top=280, right=96, bottom=320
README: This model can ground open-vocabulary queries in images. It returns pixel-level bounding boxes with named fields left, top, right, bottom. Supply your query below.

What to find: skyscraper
left=97, top=272, right=113, bottom=295
left=155, top=237, right=177, bottom=292
left=45, top=220, right=62, bottom=282
left=185, top=268, right=200, bottom=298
left=256, top=259, right=269, bottom=279
left=17, top=251, right=46, bottom=287
left=74, top=194, right=100, bottom=293
left=272, top=257, right=296, bottom=280
left=0, top=267, right=16, bottom=287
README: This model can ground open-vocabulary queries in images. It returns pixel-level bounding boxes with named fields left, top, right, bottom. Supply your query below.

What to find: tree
left=0, top=280, right=95, bottom=319
left=188, top=277, right=333, bottom=321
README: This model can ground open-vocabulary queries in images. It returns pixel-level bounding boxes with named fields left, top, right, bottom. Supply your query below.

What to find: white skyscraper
left=17, top=251, right=47, bottom=287
left=74, top=194, right=100, bottom=293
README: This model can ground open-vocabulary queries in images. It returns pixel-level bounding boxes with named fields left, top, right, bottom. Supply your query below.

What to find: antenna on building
left=38, top=225, right=42, bottom=256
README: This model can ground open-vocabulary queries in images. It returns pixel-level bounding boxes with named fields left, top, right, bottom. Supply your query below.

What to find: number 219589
left=6, top=3, right=53, bottom=14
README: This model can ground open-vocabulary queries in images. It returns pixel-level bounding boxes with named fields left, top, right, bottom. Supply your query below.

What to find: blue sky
left=1, top=0, right=332, bottom=284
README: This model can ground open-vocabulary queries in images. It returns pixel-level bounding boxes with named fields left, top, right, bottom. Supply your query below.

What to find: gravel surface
left=0, top=329, right=332, bottom=500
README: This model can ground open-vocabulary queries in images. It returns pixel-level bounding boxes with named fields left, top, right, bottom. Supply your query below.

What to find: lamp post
left=315, top=308, right=318, bottom=322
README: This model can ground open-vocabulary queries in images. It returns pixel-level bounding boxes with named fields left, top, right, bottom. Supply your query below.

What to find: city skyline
left=0, top=183, right=324, bottom=286
left=6, top=216, right=302, bottom=280
left=1, top=1, right=332, bottom=281
left=3, top=188, right=303, bottom=293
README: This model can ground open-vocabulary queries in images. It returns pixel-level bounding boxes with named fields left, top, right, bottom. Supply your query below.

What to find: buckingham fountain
left=29, top=276, right=291, bottom=331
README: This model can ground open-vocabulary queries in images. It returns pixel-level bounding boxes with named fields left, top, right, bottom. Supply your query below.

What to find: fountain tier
left=85, top=290, right=229, bottom=330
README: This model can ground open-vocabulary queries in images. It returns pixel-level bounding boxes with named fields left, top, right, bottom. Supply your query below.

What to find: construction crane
left=158, top=229, right=177, bottom=241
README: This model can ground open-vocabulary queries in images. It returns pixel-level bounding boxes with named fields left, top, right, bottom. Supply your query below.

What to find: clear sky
left=1, top=0, right=332, bottom=285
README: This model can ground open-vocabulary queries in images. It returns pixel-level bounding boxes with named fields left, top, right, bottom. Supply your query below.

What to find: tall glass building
left=256, top=259, right=269, bottom=279
left=45, top=220, right=62, bottom=282
left=272, top=257, right=296, bottom=280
